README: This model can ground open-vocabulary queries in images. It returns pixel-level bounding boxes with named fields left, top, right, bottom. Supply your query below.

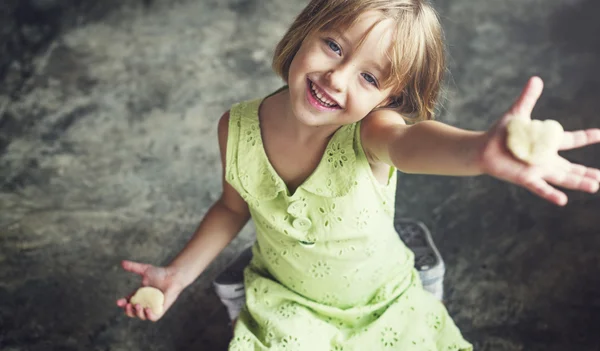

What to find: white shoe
left=213, top=246, right=252, bottom=321
left=395, top=218, right=445, bottom=300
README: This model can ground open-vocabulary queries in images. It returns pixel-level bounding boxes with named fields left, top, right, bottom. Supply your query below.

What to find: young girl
left=117, top=0, right=600, bottom=349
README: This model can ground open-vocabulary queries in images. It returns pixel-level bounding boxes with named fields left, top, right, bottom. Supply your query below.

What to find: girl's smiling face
left=287, top=11, right=395, bottom=127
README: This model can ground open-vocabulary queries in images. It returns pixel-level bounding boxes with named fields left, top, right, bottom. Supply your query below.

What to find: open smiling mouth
left=308, top=79, right=340, bottom=109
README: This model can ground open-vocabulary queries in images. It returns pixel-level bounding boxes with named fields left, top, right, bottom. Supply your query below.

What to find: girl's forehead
left=324, top=12, right=395, bottom=69
left=323, top=11, right=394, bottom=44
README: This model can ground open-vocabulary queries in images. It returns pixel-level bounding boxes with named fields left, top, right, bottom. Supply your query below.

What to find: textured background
left=1, top=0, right=599, bottom=350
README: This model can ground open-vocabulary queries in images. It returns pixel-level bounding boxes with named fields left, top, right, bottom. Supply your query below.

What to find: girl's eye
left=361, top=73, right=378, bottom=87
left=326, top=39, right=342, bottom=56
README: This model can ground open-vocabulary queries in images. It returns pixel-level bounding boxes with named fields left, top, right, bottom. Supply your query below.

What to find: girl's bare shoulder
left=360, top=109, right=407, bottom=165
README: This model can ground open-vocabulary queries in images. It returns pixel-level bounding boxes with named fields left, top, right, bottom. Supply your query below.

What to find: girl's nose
left=324, top=64, right=351, bottom=93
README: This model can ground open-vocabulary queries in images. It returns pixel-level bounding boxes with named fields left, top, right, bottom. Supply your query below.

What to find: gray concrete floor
left=1, top=0, right=600, bottom=350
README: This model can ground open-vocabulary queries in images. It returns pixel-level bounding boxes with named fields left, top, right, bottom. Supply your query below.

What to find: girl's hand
left=479, top=76, right=600, bottom=206
left=116, top=260, right=185, bottom=322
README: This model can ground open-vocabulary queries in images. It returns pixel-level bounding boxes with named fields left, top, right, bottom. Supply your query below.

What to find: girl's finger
left=509, top=76, right=544, bottom=117
left=116, top=290, right=137, bottom=306
left=126, top=303, right=136, bottom=318
left=553, top=156, right=600, bottom=182
left=545, top=171, right=599, bottom=193
left=122, top=260, right=150, bottom=276
left=146, top=308, right=158, bottom=322
left=521, top=176, right=567, bottom=206
left=566, top=163, right=600, bottom=182
left=560, top=129, right=600, bottom=150
left=556, top=157, right=600, bottom=182
left=135, top=304, right=146, bottom=321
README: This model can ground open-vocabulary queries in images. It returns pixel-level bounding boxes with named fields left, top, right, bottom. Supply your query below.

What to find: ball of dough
left=506, top=118, right=564, bottom=165
left=130, top=287, right=164, bottom=315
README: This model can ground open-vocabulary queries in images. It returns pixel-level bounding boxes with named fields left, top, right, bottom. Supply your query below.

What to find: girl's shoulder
left=360, top=109, right=407, bottom=166
left=217, top=110, right=231, bottom=144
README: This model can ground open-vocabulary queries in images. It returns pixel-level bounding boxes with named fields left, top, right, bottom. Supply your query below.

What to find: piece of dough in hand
left=130, top=287, right=164, bottom=315
left=506, top=118, right=564, bottom=165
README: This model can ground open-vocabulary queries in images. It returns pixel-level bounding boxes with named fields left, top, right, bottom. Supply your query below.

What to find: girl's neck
left=266, top=88, right=342, bottom=146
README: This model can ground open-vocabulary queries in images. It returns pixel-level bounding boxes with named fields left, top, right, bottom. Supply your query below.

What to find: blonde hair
left=272, top=0, right=446, bottom=122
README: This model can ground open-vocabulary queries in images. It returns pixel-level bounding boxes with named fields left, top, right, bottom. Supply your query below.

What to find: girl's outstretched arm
left=117, top=111, right=250, bottom=321
left=362, top=77, right=600, bottom=206
left=362, top=110, right=486, bottom=176
left=167, top=110, right=251, bottom=288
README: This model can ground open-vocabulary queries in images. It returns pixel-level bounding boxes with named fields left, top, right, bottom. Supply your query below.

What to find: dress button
left=287, top=200, right=306, bottom=216
left=299, top=240, right=316, bottom=248
left=292, top=217, right=312, bottom=231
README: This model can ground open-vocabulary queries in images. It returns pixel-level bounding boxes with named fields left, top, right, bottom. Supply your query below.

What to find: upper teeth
left=310, top=82, right=337, bottom=107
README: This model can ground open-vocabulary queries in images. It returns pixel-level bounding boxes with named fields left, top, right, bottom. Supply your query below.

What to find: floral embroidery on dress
left=380, top=327, right=399, bottom=348
left=369, top=267, right=384, bottom=285
left=310, top=260, right=332, bottom=278
left=321, top=292, right=341, bottom=307
left=285, top=278, right=309, bottom=295
left=318, top=201, right=343, bottom=230
left=280, top=241, right=302, bottom=259
left=335, top=240, right=357, bottom=256
left=279, top=335, right=302, bottom=351
left=259, top=215, right=274, bottom=230
left=371, top=283, right=394, bottom=304
left=277, top=302, right=299, bottom=319
left=229, top=334, right=253, bottom=351
left=245, top=123, right=259, bottom=146
left=355, top=208, right=371, bottom=229
left=427, top=311, right=442, bottom=331
left=227, top=168, right=236, bottom=182
left=239, top=170, right=251, bottom=190
left=265, top=247, right=280, bottom=266
left=364, top=242, right=377, bottom=257
left=326, top=142, right=349, bottom=169
left=264, top=328, right=277, bottom=345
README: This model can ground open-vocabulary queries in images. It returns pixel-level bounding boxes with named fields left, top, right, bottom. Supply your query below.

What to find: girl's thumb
left=509, top=76, right=544, bottom=118
left=121, top=260, right=150, bottom=275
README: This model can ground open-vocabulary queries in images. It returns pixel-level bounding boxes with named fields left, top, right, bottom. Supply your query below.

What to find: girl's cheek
left=301, top=55, right=320, bottom=71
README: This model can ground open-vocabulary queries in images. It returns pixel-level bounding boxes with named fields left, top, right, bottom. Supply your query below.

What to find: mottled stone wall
left=1, top=0, right=600, bottom=350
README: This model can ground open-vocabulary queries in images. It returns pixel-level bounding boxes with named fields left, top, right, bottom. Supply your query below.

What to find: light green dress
left=225, top=95, right=473, bottom=351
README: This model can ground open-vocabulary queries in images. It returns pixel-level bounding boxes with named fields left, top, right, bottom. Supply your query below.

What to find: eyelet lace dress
left=225, top=96, right=472, bottom=351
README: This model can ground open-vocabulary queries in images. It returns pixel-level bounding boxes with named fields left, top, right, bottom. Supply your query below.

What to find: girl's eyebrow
left=329, top=30, right=351, bottom=46
left=367, top=60, right=385, bottom=74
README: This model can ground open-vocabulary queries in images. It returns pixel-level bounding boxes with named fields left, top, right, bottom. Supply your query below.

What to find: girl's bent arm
left=361, top=110, right=487, bottom=176
left=167, top=111, right=251, bottom=289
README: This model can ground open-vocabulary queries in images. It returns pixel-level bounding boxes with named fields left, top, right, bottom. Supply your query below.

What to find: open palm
left=116, top=261, right=184, bottom=321
left=479, top=77, right=600, bottom=206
